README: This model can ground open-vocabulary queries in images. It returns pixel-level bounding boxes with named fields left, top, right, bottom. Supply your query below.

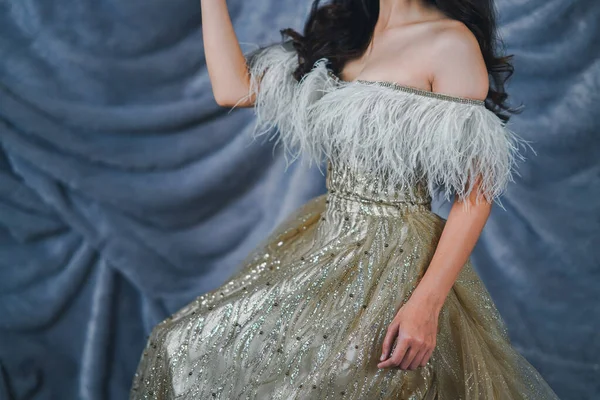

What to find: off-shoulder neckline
left=327, top=71, right=486, bottom=106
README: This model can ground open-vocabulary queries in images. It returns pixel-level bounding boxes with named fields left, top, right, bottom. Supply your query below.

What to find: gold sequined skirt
left=130, top=163, right=559, bottom=400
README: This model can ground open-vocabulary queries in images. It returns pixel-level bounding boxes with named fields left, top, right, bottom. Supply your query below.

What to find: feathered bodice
left=242, top=41, right=529, bottom=207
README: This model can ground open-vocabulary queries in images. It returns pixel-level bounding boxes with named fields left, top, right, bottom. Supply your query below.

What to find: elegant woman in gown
left=130, top=0, right=560, bottom=398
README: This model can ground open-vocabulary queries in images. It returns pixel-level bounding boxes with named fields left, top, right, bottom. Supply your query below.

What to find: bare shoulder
left=429, top=21, right=490, bottom=101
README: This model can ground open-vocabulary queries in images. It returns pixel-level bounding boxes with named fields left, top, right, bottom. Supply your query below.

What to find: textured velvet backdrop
left=0, top=1, right=598, bottom=399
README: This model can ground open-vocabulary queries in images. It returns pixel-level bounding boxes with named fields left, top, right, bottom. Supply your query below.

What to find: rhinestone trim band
left=327, top=71, right=486, bottom=106
left=355, top=79, right=486, bottom=106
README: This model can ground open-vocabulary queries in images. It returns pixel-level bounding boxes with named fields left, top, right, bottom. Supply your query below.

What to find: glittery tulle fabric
left=130, top=162, right=559, bottom=399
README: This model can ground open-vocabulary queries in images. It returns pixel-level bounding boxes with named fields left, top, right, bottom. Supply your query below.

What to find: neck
left=376, top=0, right=441, bottom=30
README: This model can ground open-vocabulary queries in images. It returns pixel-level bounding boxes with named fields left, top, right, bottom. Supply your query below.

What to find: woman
left=130, top=0, right=560, bottom=398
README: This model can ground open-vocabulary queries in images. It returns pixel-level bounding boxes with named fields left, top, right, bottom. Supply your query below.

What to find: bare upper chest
left=339, top=22, right=447, bottom=92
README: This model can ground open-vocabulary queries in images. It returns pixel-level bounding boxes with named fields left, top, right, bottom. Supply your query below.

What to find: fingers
left=377, top=336, right=409, bottom=369
left=419, top=348, right=434, bottom=367
left=408, top=348, right=428, bottom=370
left=379, top=323, right=398, bottom=362
left=378, top=334, right=436, bottom=370
left=401, top=346, right=420, bottom=370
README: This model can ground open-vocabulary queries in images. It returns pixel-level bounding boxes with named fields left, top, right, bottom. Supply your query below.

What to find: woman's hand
left=376, top=294, right=441, bottom=370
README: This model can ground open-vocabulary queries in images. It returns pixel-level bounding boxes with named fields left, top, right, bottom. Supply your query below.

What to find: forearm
left=201, top=0, right=252, bottom=107
left=409, top=194, right=492, bottom=312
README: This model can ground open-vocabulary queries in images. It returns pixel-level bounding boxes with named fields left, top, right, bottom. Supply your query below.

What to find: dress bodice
left=327, top=161, right=431, bottom=206
left=243, top=41, right=530, bottom=209
left=325, top=160, right=432, bottom=220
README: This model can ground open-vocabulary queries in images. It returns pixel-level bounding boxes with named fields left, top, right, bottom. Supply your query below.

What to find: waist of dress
left=325, top=161, right=432, bottom=216
left=326, top=190, right=431, bottom=218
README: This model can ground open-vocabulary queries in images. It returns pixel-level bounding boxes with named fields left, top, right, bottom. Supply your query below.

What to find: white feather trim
left=242, top=42, right=337, bottom=166
left=242, top=42, right=532, bottom=208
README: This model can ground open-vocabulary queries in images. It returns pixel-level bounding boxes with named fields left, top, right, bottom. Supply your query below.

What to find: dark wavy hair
left=281, top=0, right=520, bottom=122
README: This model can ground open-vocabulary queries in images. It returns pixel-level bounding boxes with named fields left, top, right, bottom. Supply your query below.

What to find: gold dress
left=130, top=42, right=560, bottom=399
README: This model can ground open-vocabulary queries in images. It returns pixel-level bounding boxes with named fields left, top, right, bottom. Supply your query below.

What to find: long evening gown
left=129, top=41, right=560, bottom=399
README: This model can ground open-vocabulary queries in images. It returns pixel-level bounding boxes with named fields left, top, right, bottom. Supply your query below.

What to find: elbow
left=213, top=92, right=236, bottom=108
left=213, top=88, right=251, bottom=108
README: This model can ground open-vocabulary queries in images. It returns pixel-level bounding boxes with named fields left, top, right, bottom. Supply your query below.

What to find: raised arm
left=201, top=0, right=254, bottom=107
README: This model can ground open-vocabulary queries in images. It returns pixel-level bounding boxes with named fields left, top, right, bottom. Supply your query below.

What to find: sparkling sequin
left=130, top=162, right=559, bottom=399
